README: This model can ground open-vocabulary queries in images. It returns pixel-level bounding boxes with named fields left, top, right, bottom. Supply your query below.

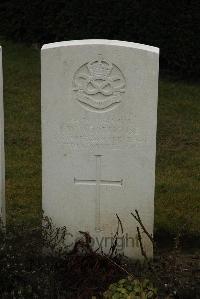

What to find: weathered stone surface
left=42, top=40, right=159, bottom=258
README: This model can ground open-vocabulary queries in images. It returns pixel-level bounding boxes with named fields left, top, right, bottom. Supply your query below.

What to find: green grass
left=1, top=40, right=41, bottom=226
left=0, top=39, right=200, bottom=238
left=156, top=77, right=200, bottom=237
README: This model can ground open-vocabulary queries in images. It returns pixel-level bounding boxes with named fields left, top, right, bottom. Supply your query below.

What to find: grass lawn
left=1, top=39, right=200, bottom=240
left=1, top=40, right=41, bottom=227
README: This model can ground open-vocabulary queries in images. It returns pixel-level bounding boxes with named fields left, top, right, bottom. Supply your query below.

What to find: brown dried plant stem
left=102, top=253, right=135, bottom=279
left=132, top=210, right=161, bottom=283
left=131, top=210, right=154, bottom=244
left=136, top=226, right=148, bottom=260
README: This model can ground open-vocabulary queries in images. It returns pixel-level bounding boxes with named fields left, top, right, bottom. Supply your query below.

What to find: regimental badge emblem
left=72, top=55, right=126, bottom=112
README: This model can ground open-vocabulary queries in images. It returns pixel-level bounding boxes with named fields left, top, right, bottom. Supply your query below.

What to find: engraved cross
left=74, top=155, right=123, bottom=231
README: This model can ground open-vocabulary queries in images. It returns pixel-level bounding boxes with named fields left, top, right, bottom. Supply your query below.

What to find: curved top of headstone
left=42, top=39, right=159, bottom=54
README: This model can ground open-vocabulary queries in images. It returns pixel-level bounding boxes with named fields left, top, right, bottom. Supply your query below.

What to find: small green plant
left=103, top=276, right=158, bottom=299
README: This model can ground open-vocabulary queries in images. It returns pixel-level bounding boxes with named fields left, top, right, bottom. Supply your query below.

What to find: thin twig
left=109, top=214, right=123, bottom=257
left=136, top=226, right=148, bottom=260
left=102, top=253, right=135, bottom=279
left=131, top=210, right=154, bottom=244
left=136, top=221, right=161, bottom=283
left=116, top=213, right=124, bottom=234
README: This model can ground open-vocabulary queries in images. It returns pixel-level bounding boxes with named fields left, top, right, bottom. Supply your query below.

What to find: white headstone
left=0, top=46, right=5, bottom=226
left=42, top=40, right=159, bottom=258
